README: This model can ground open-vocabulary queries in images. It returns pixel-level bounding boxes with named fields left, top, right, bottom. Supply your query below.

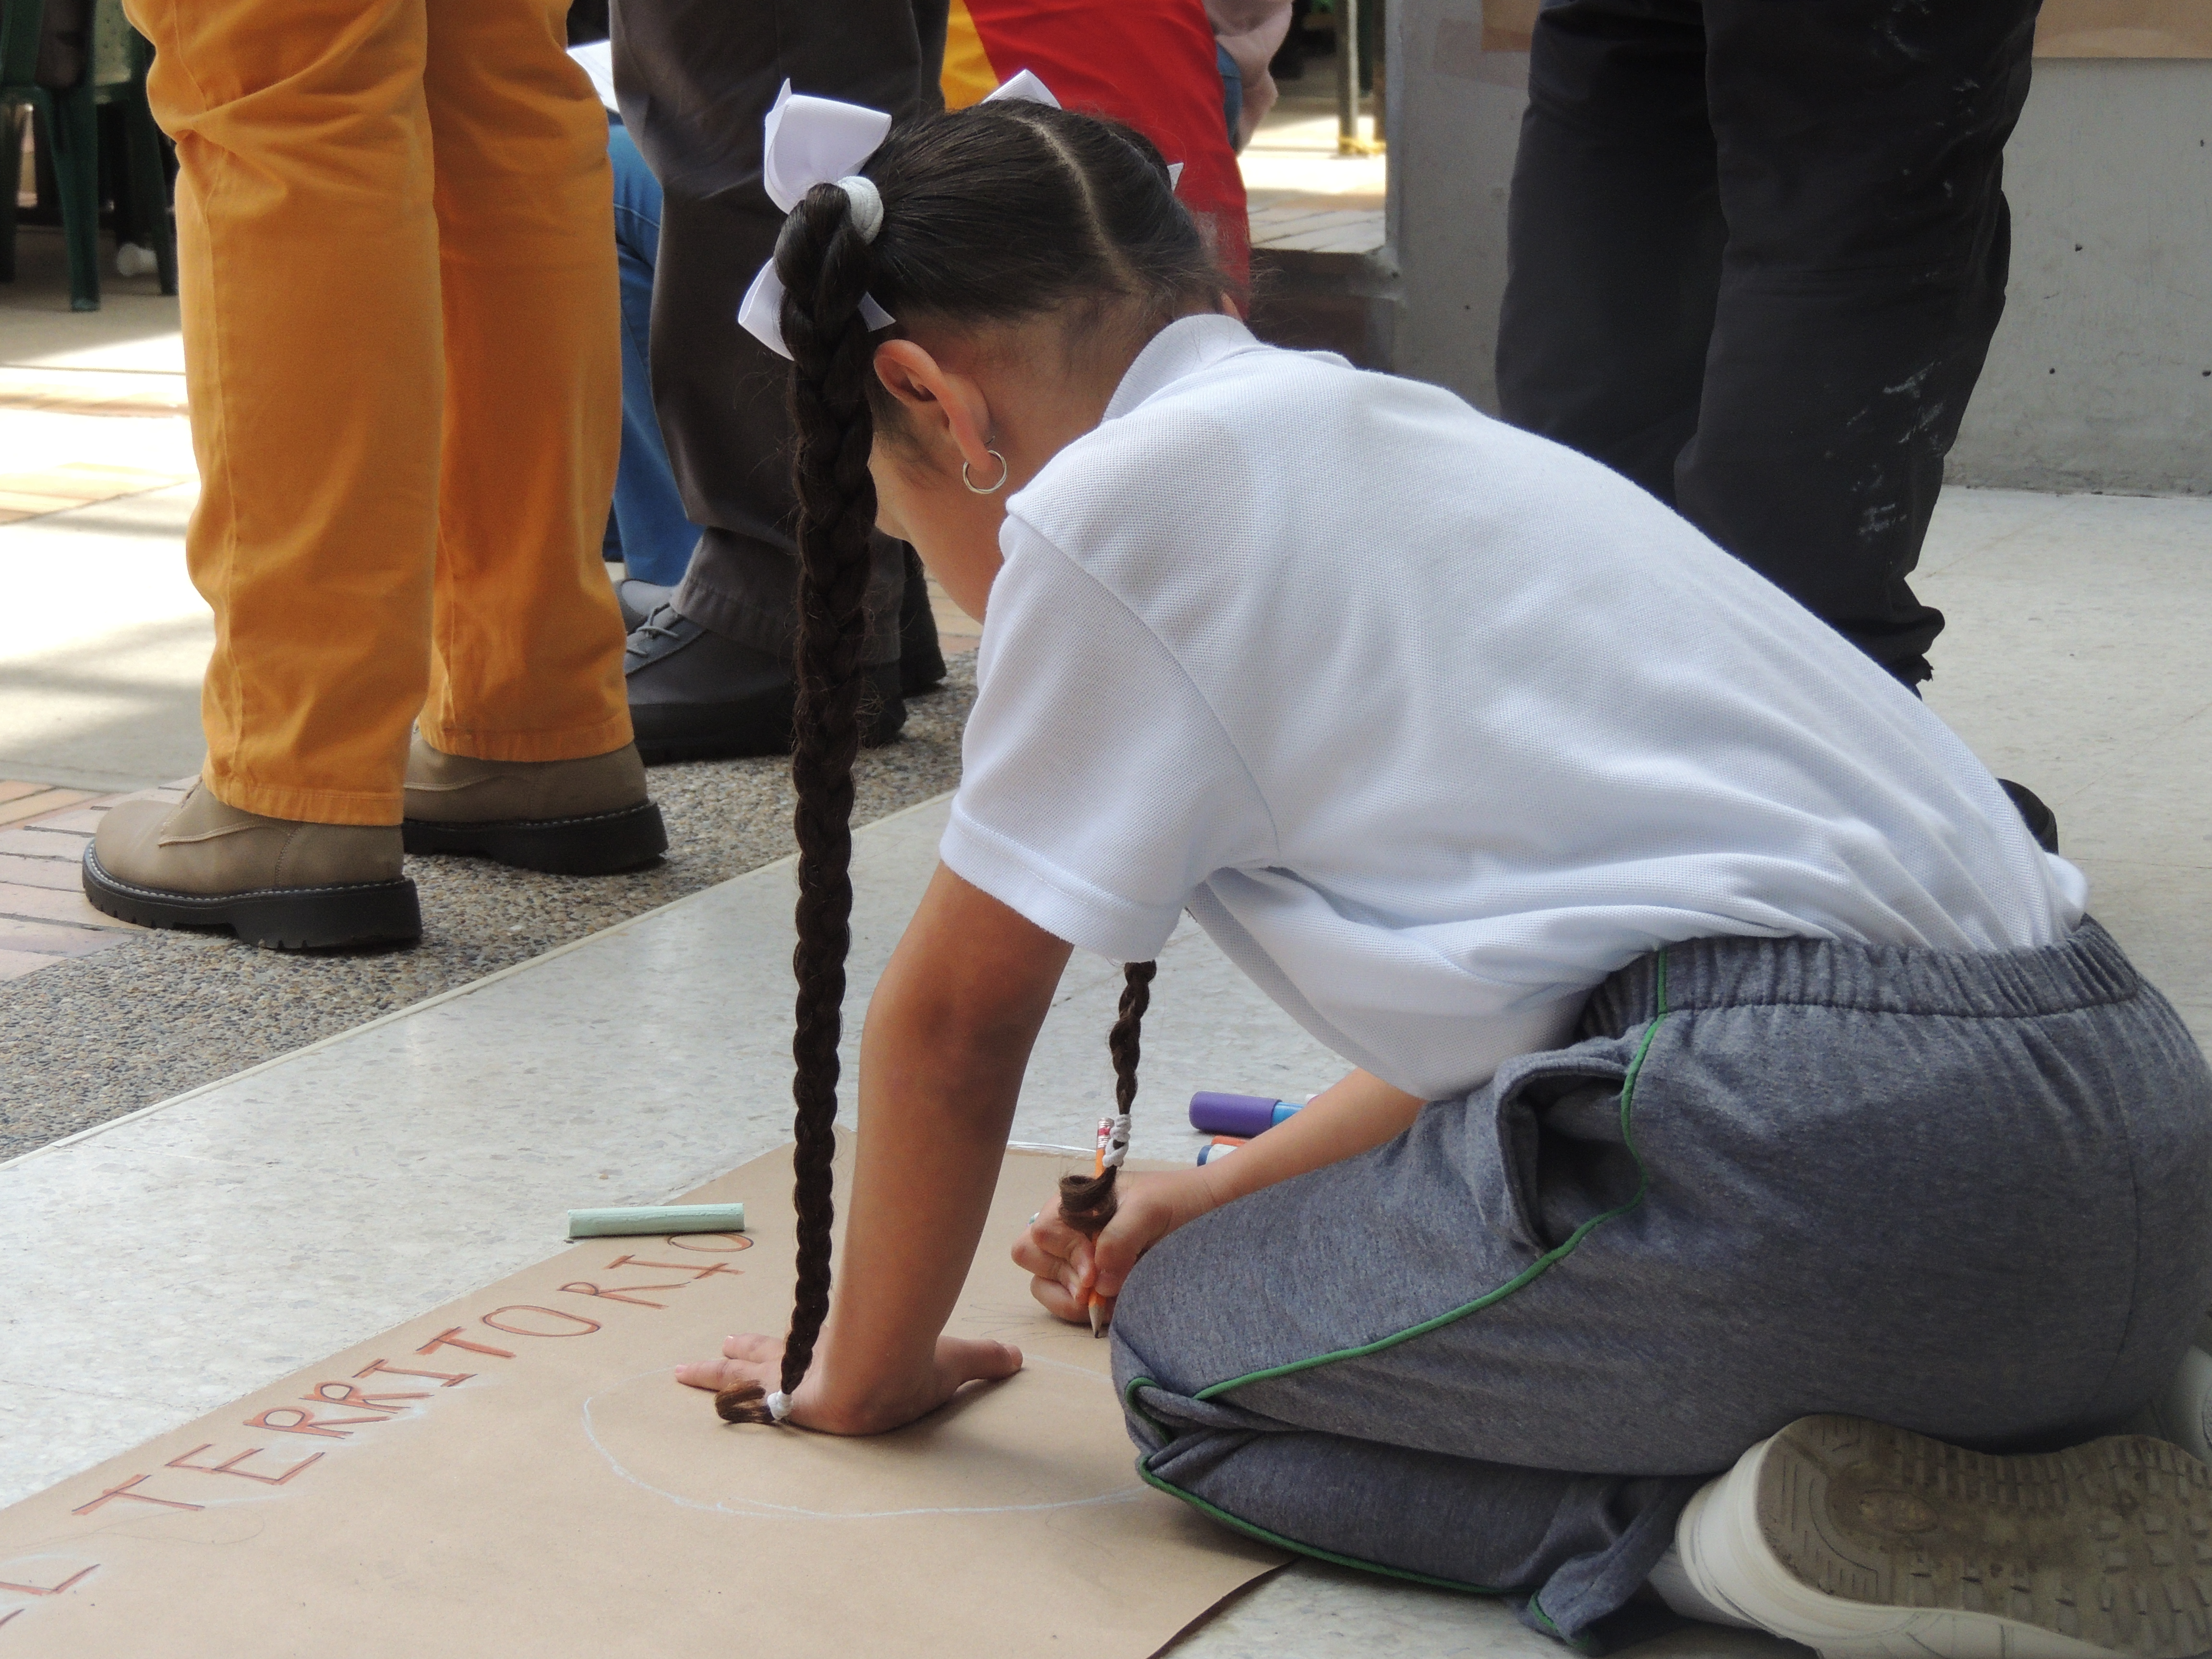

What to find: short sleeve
left=941, top=526, right=1273, bottom=962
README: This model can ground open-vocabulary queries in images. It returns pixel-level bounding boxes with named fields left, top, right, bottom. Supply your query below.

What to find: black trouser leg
left=1683, top=0, right=2039, bottom=680
left=1498, top=0, right=2040, bottom=681
left=1497, top=0, right=1723, bottom=507
left=610, top=0, right=940, bottom=666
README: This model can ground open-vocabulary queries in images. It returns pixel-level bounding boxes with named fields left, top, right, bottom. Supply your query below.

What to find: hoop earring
left=962, top=449, right=1010, bottom=495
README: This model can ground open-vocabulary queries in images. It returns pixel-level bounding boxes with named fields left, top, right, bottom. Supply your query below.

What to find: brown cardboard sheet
left=2037, top=0, right=2212, bottom=57
left=0, top=1145, right=1284, bottom=1656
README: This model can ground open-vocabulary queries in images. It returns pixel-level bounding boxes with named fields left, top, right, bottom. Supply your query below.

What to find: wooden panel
left=2037, top=0, right=2212, bottom=58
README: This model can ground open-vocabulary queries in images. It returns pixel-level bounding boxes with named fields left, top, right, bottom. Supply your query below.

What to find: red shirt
left=944, top=0, right=1251, bottom=281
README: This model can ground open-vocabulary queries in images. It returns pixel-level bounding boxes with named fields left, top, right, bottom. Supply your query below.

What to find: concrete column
left=1384, top=0, right=1530, bottom=413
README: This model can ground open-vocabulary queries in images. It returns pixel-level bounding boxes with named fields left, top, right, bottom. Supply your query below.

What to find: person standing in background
left=568, top=32, right=704, bottom=597
left=942, top=0, right=1252, bottom=278
left=611, top=0, right=949, bottom=763
left=1495, top=1, right=2042, bottom=702
left=1207, top=0, right=1293, bottom=151
left=86, top=0, right=665, bottom=951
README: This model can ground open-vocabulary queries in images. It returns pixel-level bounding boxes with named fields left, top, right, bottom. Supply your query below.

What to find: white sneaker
left=2122, top=1347, right=2212, bottom=1467
left=1676, top=1414, right=2212, bottom=1659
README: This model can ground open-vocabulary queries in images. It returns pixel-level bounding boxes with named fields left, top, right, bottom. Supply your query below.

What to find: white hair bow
left=737, top=82, right=894, bottom=359
left=734, top=69, right=1179, bottom=360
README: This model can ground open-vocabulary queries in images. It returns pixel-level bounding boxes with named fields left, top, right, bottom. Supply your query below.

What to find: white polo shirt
left=939, top=315, right=2086, bottom=1101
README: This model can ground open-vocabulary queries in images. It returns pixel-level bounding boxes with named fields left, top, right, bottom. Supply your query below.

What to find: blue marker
left=1189, top=1092, right=1307, bottom=1138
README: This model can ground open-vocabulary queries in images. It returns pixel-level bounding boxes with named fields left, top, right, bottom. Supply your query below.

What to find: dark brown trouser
left=609, top=0, right=948, bottom=664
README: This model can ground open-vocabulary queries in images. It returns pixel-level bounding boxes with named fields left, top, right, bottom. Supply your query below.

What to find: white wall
left=1385, top=4, right=2212, bottom=494
left=1948, top=59, right=2212, bottom=494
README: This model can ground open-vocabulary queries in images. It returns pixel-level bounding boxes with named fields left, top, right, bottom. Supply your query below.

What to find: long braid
left=717, top=184, right=881, bottom=1427
left=1058, top=960, right=1157, bottom=1237
left=714, top=93, right=1235, bottom=1420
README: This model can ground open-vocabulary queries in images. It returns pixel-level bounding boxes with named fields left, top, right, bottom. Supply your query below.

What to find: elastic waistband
left=1582, top=919, right=2140, bottom=1037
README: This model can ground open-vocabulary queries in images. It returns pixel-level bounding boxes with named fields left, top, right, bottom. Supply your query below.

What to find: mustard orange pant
left=124, top=0, right=631, bottom=825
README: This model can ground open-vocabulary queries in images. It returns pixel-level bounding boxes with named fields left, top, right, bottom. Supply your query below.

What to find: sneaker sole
left=1757, top=1414, right=2212, bottom=1659
left=82, top=848, right=421, bottom=950
left=402, top=800, right=668, bottom=876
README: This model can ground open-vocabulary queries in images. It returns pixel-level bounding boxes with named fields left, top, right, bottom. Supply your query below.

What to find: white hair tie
left=1102, top=1113, right=1131, bottom=1171
left=835, top=175, right=884, bottom=242
left=765, top=1390, right=793, bottom=1422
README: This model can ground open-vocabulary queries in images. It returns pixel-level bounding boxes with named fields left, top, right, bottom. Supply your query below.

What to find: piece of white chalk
left=565, top=1203, right=746, bottom=1239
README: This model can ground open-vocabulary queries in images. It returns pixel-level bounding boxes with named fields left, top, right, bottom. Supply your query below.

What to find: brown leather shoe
left=401, top=736, right=667, bottom=876
left=83, top=785, right=420, bottom=949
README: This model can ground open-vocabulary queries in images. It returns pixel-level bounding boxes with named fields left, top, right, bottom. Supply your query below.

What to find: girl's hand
left=674, top=1331, right=1023, bottom=1435
left=1013, top=1167, right=1222, bottom=1330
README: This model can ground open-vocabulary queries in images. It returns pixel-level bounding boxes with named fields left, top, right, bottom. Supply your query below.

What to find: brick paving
left=0, top=779, right=187, bottom=983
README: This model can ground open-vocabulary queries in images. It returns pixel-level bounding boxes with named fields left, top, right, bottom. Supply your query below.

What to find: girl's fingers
left=1011, top=1214, right=1085, bottom=1271
left=1091, top=1224, right=1146, bottom=1299
left=673, top=1354, right=771, bottom=1391
left=1029, top=1272, right=1087, bottom=1323
left=677, top=1331, right=784, bottom=1391
left=940, top=1335, right=1023, bottom=1384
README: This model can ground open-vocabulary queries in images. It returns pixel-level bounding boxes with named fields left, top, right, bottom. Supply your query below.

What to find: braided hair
left=716, top=99, right=1229, bottom=1425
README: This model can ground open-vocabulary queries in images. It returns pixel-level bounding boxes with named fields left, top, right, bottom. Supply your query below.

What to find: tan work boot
left=401, top=735, right=666, bottom=876
left=83, top=784, right=420, bottom=949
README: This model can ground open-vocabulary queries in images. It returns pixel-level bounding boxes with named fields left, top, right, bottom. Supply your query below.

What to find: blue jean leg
left=608, top=120, right=702, bottom=587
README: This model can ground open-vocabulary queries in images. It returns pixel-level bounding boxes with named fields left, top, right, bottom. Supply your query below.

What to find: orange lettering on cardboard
left=243, top=1407, right=390, bottom=1440
left=603, top=1255, right=744, bottom=1281
left=416, top=1327, right=516, bottom=1360
left=480, top=1305, right=601, bottom=1337
left=356, top=1358, right=475, bottom=1387
left=557, top=1280, right=693, bottom=1309
left=304, top=1382, right=430, bottom=1413
left=71, top=1475, right=204, bottom=1516
left=167, top=1443, right=325, bottom=1487
left=0, top=1564, right=96, bottom=1596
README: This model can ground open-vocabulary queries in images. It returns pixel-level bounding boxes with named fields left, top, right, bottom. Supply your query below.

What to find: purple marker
left=1189, top=1092, right=1307, bottom=1138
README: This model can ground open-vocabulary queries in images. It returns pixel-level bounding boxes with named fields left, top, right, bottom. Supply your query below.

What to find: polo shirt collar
left=1104, top=313, right=1262, bottom=423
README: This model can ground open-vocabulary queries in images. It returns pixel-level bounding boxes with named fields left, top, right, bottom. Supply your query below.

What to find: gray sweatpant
left=1110, top=922, right=2212, bottom=1650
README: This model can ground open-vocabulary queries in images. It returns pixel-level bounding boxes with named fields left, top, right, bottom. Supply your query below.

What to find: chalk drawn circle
left=580, top=1358, right=1144, bottom=1520
left=663, top=1233, right=753, bottom=1252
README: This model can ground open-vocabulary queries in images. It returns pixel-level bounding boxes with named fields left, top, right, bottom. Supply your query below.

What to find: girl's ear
left=874, top=339, right=998, bottom=474
left=874, top=339, right=949, bottom=421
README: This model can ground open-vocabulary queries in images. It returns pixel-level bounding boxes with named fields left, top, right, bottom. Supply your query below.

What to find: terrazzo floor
left=0, top=661, right=975, bottom=1162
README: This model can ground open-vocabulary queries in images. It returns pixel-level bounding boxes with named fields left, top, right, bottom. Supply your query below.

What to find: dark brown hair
left=716, top=99, right=1222, bottom=1425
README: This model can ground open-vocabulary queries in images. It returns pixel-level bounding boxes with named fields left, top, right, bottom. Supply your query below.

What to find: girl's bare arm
left=676, top=863, right=1072, bottom=1432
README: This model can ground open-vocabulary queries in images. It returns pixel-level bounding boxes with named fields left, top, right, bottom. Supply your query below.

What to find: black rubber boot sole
left=631, top=668, right=905, bottom=765
left=82, top=847, right=421, bottom=950
left=401, top=799, right=668, bottom=876
left=1757, top=1414, right=2212, bottom=1658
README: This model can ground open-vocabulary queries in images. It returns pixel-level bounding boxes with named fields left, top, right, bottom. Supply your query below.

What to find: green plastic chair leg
left=0, top=106, right=19, bottom=285
left=50, top=83, right=100, bottom=311
left=120, top=84, right=173, bottom=293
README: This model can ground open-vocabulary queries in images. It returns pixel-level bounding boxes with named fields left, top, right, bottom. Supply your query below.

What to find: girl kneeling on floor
left=681, top=78, right=2212, bottom=1659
